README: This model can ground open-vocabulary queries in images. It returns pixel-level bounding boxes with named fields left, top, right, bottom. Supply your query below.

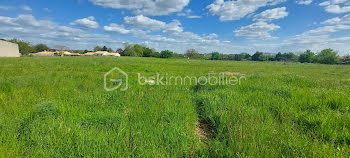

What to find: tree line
left=1, top=38, right=349, bottom=65
left=122, top=44, right=348, bottom=65
left=208, top=49, right=347, bottom=65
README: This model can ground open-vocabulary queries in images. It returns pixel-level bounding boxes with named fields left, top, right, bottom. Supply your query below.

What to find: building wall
left=0, top=40, right=20, bottom=57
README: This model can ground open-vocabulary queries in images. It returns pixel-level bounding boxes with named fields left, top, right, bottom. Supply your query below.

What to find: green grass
left=0, top=56, right=350, bottom=157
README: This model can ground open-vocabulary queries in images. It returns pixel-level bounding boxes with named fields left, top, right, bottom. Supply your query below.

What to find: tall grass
left=0, top=57, right=349, bottom=157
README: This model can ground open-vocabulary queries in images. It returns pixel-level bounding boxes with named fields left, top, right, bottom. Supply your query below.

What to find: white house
left=0, top=40, right=20, bottom=57
left=33, top=51, right=56, bottom=56
left=105, top=53, right=121, bottom=57
left=95, top=51, right=108, bottom=56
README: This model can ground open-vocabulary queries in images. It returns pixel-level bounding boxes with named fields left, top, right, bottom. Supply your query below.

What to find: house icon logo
left=104, top=67, right=128, bottom=91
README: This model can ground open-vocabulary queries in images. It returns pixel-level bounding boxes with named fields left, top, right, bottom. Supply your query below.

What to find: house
left=341, top=55, right=350, bottom=62
left=105, top=53, right=121, bottom=57
left=63, top=51, right=72, bottom=56
left=66, top=53, right=82, bottom=56
left=0, top=40, right=20, bottom=57
left=95, top=51, right=108, bottom=56
left=84, top=52, right=96, bottom=56
left=33, top=51, right=56, bottom=56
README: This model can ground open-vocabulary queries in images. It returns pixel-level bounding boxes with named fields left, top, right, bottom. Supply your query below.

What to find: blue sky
left=1, top=0, right=350, bottom=55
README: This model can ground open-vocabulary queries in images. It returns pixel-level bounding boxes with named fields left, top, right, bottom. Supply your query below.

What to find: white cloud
left=187, top=15, right=201, bottom=19
left=43, top=8, right=51, bottom=12
left=206, top=33, right=218, bottom=39
left=89, top=0, right=190, bottom=16
left=0, top=5, right=13, bottom=10
left=70, top=16, right=99, bottom=29
left=234, top=21, right=280, bottom=39
left=320, top=0, right=350, bottom=13
left=103, top=15, right=223, bottom=50
left=0, top=14, right=125, bottom=50
left=322, top=14, right=350, bottom=25
left=253, top=7, right=288, bottom=21
left=207, top=0, right=286, bottom=21
left=104, top=24, right=132, bottom=34
left=0, top=14, right=55, bottom=27
left=177, top=9, right=202, bottom=19
left=278, top=14, right=350, bottom=53
left=0, top=14, right=266, bottom=54
left=307, top=24, right=350, bottom=34
left=123, top=15, right=183, bottom=33
left=104, top=23, right=147, bottom=35
left=324, top=5, right=350, bottom=13
left=21, top=5, right=32, bottom=11
left=297, top=0, right=313, bottom=5
left=124, top=15, right=166, bottom=31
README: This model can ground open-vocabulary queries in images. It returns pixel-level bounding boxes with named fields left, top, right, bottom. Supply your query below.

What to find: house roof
left=84, top=52, right=96, bottom=56
left=95, top=51, right=108, bottom=54
left=66, top=53, right=82, bottom=56
left=63, top=51, right=71, bottom=55
left=105, top=53, right=120, bottom=56
left=36, top=51, right=56, bottom=55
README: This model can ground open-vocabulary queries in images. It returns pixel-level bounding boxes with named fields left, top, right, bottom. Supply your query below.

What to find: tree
left=275, top=52, right=283, bottom=61
left=185, top=49, right=199, bottom=59
left=210, top=52, right=223, bottom=60
left=94, top=46, right=102, bottom=52
left=233, top=53, right=248, bottom=61
left=107, top=48, right=114, bottom=52
left=315, top=49, right=339, bottom=64
left=34, top=44, right=50, bottom=52
left=142, top=47, right=153, bottom=57
left=252, top=51, right=263, bottom=61
left=226, top=54, right=235, bottom=60
left=299, top=50, right=315, bottom=63
left=283, top=52, right=298, bottom=62
left=172, top=53, right=186, bottom=59
left=240, top=52, right=251, bottom=60
left=151, top=52, right=160, bottom=58
left=252, top=51, right=274, bottom=61
left=160, top=50, right=173, bottom=58
left=133, top=44, right=143, bottom=57
left=17, top=41, right=35, bottom=56
left=102, top=46, right=108, bottom=51
left=116, top=48, right=123, bottom=53
left=122, top=45, right=136, bottom=56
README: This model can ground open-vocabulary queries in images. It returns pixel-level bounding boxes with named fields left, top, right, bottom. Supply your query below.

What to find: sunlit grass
left=0, top=56, right=349, bottom=157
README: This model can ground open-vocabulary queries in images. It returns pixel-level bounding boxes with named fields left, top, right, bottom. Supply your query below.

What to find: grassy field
left=0, top=56, right=350, bottom=157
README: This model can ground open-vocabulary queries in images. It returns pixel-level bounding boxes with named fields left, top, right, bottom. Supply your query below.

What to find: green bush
left=299, top=50, right=315, bottom=63
left=160, top=50, right=173, bottom=58
left=315, top=49, right=339, bottom=64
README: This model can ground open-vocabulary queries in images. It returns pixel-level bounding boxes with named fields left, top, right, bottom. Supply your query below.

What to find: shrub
left=134, top=44, right=143, bottom=57
left=160, top=50, right=173, bottom=58
left=185, top=49, right=200, bottom=59
left=151, top=52, right=161, bottom=58
left=315, top=49, right=339, bottom=64
left=210, top=52, right=223, bottom=60
left=299, top=50, right=315, bottom=63
left=34, top=44, right=50, bottom=52
left=142, top=47, right=153, bottom=57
